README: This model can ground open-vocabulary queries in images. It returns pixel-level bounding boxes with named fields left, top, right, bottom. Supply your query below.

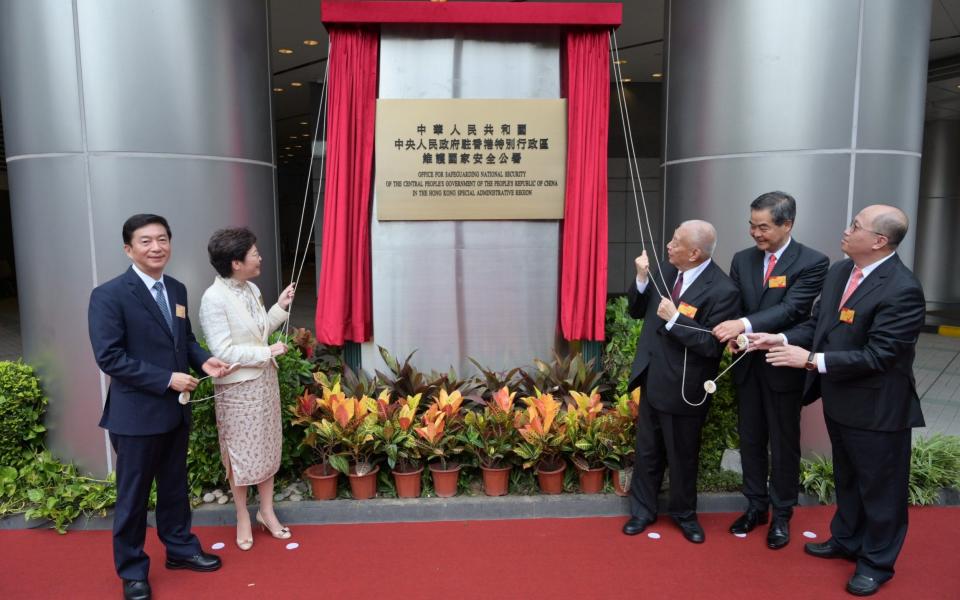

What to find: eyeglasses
left=847, top=220, right=885, bottom=238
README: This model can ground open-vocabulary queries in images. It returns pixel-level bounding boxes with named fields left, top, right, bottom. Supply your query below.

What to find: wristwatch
left=804, top=352, right=817, bottom=371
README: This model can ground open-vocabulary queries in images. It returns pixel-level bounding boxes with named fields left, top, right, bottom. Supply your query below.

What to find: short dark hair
left=122, top=214, right=171, bottom=245
left=750, top=191, right=796, bottom=226
left=871, top=211, right=908, bottom=247
left=207, top=227, right=257, bottom=278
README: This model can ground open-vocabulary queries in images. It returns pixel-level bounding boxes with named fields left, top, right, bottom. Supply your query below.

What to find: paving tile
left=924, top=373, right=960, bottom=403
left=946, top=353, right=960, bottom=375
left=915, top=368, right=942, bottom=397
left=914, top=348, right=960, bottom=371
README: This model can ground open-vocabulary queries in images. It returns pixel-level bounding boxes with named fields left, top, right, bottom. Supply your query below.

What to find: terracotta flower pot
left=577, top=466, right=605, bottom=494
left=610, top=468, right=632, bottom=497
left=480, top=465, right=511, bottom=496
left=347, top=464, right=380, bottom=500
left=303, top=463, right=339, bottom=500
left=392, top=466, right=424, bottom=498
left=536, top=462, right=566, bottom=495
left=428, top=463, right=461, bottom=498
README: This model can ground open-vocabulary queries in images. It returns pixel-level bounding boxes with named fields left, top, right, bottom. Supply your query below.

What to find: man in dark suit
left=622, top=220, right=740, bottom=543
left=712, top=191, right=828, bottom=549
left=89, top=214, right=232, bottom=600
left=750, top=204, right=925, bottom=597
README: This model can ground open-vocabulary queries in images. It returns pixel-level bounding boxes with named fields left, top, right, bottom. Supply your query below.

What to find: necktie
left=671, top=272, right=684, bottom=304
left=838, top=267, right=863, bottom=310
left=763, top=254, right=777, bottom=287
left=153, top=281, right=173, bottom=331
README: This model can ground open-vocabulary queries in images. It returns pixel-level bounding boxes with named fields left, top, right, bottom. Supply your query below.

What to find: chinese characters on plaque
left=375, top=99, right=567, bottom=220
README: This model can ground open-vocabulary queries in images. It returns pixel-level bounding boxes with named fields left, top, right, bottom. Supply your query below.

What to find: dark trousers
left=109, top=421, right=200, bottom=580
left=736, top=374, right=802, bottom=518
left=629, top=394, right=706, bottom=522
left=825, top=416, right=911, bottom=582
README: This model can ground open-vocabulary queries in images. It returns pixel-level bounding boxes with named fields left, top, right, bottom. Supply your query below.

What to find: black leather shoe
left=729, top=508, right=769, bottom=534
left=622, top=516, right=655, bottom=536
left=804, top=539, right=853, bottom=560
left=675, top=518, right=705, bottom=544
left=122, top=579, right=151, bottom=600
left=766, top=517, right=790, bottom=549
left=846, top=574, right=881, bottom=596
left=165, top=551, right=222, bottom=572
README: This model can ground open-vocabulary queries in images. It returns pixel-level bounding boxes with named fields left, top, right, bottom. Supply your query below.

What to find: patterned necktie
left=763, top=254, right=777, bottom=287
left=838, top=267, right=863, bottom=310
left=671, top=272, right=684, bottom=304
left=153, top=281, right=173, bottom=331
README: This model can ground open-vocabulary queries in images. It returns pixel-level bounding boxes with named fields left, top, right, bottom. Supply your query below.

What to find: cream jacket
left=198, top=277, right=289, bottom=385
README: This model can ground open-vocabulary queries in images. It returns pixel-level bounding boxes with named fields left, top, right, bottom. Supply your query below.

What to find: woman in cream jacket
left=198, top=227, right=295, bottom=551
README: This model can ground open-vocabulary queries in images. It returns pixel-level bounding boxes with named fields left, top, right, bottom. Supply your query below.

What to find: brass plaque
left=375, top=99, right=567, bottom=220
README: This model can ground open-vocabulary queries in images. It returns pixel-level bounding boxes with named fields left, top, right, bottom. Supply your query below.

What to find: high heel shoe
left=236, top=522, right=254, bottom=551
left=256, top=511, right=291, bottom=540
left=236, top=537, right=253, bottom=551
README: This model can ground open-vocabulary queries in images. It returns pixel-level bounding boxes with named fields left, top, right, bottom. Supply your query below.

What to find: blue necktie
left=153, top=281, right=173, bottom=331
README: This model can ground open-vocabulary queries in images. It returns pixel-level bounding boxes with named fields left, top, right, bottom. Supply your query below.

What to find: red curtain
left=560, top=29, right=609, bottom=341
left=314, top=26, right=378, bottom=345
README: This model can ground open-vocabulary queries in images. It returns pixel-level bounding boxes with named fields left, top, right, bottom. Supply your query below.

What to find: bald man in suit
left=622, top=220, right=740, bottom=544
left=750, top=205, right=925, bottom=596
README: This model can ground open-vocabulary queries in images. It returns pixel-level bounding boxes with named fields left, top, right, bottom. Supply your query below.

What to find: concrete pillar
left=662, top=0, right=931, bottom=268
left=0, top=0, right=278, bottom=476
left=916, top=120, right=960, bottom=311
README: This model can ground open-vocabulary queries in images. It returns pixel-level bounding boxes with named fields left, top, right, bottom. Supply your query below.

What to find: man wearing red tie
left=713, top=192, right=828, bottom=550
left=749, top=205, right=926, bottom=597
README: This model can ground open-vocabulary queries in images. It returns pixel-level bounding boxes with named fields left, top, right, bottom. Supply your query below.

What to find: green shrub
left=0, top=361, right=48, bottom=468
left=801, top=435, right=960, bottom=506
left=0, top=366, right=115, bottom=533
left=603, top=296, right=642, bottom=396
left=0, top=451, right=116, bottom=533
left=909, top=434, right=960, bottom=505
left=800, top=454, right=835, bottom=504
left=696, top=468, right=743, bottom=492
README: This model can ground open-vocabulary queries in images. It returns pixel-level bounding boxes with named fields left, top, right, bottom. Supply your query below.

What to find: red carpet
left=1, top=506, right=957, bottom=599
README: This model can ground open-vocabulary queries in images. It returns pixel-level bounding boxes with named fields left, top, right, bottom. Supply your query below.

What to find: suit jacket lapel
left=842, top=255, right=897, bottom=309
left=762, top=241, right=798, bottom=295
left=749, top=249, right=765, bottom=300
left=124, top=267, right=174, bottom=341
left=812, top=261, right=850, bottom=348
left=214, top=277, right=264, bottom=340
left=165, top=279, right=180, bottom=344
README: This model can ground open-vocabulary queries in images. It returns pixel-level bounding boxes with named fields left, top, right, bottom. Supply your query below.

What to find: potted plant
left=605, top=388, right=640, bottom=496
left=290, top=389, right=340, bottom=500
left=514, top=390, right=568, bottom=494
left=377, top=391, right=424, bottom=498
left=415, top=389, right=466, bottom=497
left=314, top=382, right=383, bottom=499
left=564, top=388, right=609, bottom=494
left=462, top=386, right=519, bottom=496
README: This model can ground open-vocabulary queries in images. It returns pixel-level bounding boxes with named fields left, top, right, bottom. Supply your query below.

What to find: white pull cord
left=177, top=362, right=241, bottom=404
left=611, top=30, right=746, bottom=405
left=280, top=41, right=332, bottom=339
